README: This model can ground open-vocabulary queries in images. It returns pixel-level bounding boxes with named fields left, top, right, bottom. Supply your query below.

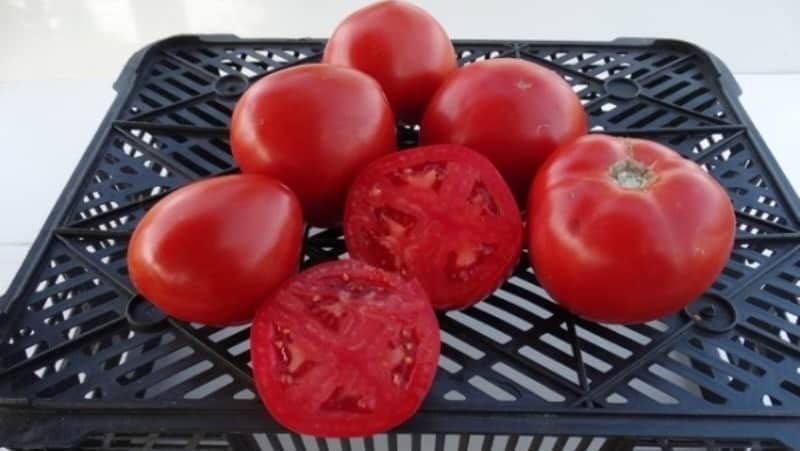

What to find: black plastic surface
left=1, top=35, right=800, bottom=450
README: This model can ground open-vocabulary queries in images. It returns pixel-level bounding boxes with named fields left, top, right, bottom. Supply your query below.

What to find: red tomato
left=250, top=260, right=439, bottom=437
left=421, top=58, right=587, bottom=203
left=528, top=135, right=735, bottom=324
left=323, top=0, right=456, bottom=123
left=344, top=144, right=523, bottom=309
left=230, top=63, right=396, bottom=226
left=128, top=175, right=304, bottom=326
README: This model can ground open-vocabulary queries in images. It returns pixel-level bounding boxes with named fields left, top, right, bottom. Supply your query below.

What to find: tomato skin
left=421, top=58, right=587, bottom=203
left=527, top=135, right=736, bottom=324
left=127, top=175, right=304, bottom=326
left=251, top=260, right=439, bottom=437
left=344, top=144, right=523, bottom=309
left=230, top=63, right=396, bottom=226
left=323, top=0, right=456, bottom=123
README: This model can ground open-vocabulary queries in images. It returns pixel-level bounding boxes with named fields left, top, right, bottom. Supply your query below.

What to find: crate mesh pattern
left=1, top=36, right=799, bottom=450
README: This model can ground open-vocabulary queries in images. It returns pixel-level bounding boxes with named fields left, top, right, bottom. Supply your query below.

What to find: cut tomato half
left=250, top=260, right=440, bottom=437
left=344, top=144, right=523, bottom=309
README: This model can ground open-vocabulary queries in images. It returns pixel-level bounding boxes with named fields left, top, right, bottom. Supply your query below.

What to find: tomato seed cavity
left=469, top=181, right=499, bottom=216
left=446, top=243, right=497, bottom=281
left=359, top=230, right=404, bottom=272
left=389, top=328, right=419, bottom=387
left=273, top=325, right=316, bottom=384
left=321, top=387, right=374, bottom=413
left=387, top=161, right=447, bottom=192
left=375, top=206, right=417, bottom=237
left=306, top=296, right=346, bottom=331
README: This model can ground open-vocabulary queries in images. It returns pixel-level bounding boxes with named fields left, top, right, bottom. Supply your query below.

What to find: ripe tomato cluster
left=127, top=0, right=736, bottom=439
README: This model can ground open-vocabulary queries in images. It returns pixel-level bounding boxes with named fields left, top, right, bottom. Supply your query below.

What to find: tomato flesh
left=250, top=260, right=440, bottom=437
left=345, top=144, right=523, bottom=309
left=528, top=134, right=736, bottom=324
left=127, top=175, right=304, bottom=326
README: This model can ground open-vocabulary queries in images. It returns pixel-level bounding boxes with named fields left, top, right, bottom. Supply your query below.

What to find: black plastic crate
left=1, top=35, right=799, bottom=450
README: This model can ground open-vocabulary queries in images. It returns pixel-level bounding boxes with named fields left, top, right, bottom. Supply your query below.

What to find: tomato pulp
left=345, top=144, right=523, bottom=309
left=250, top=260, right=440, bottom=437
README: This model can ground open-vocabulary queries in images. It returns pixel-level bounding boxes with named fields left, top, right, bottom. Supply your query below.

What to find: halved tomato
left=344, top=144, right=523, bottom=309
left=250, top=260, right=440, bottom=437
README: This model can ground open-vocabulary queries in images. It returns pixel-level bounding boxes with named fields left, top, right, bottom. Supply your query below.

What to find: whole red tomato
left=128, top=174, right=304, bottom=326
left=323, top=0, right=456, bottom=123
left=421, top=58, right=587, bottom=203
left=345, top=144, right=522, bottom=309
left=528, top=135, right=735, bottom=324
left=251, top=260, right=440, bottom=437
left=230, top=63, right=396, bottom=226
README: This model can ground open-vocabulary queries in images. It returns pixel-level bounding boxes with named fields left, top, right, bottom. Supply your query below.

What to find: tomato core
left=609, top=158, right=656, bottom=190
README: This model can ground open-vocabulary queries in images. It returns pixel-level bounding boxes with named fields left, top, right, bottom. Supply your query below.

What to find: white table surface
left=1, top=0, right=799, bottom=296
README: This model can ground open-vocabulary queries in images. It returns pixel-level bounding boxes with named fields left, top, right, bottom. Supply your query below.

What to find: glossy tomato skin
left=323, top=0, right=456, bottom=123
left=421, top=58, right=587, bottom=203
left=128, top=175, right=304, bottom=326
left=528, top=135, right=736, bottom=324
left=251, top=260, right=439, bottom=437
left=230, top=63, right=396, bottom=226
left=344, top=144, right=523, bottom=309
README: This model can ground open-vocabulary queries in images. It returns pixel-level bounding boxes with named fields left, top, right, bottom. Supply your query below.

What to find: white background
left=1, top=0, right=799, bottom=295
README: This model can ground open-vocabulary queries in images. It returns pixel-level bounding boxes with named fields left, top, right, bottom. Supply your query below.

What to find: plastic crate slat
left=643, top=347, right=749, bottom=403
left=111, top=125, right=198, bottom=181
left=0, top=317, right=127, bottom=382
left=162, top=44, right=323, bottom=83
left=701, top=333, right=788, bottom=379
left=100, top=333, right=191, bottom=381
left=569, top=321, right=695, bottom=406
left=456, top=45, right=515, bottom=66
left=687, top=129, right=747, bottom=163
left=548, top=322, right=630, bottom=377
left=64, top=133, right=192, bottom=226
left=128, top=89, right=216, bottom=123
left=737, top=322, right=800, bottom=361
left=673, top=336, right=772, bottom=388
left=55, top=234, right=133, bottom=297
left=636, top=93, right=728, bottom=126
left=729, top=245, right=800, bottom=299
left=438, top=314, right=586, bottom=398
left=149, top=97, right=232, bottom=128
left=636, top=54, right=695, bottom=83
left=518, top=49, right=610, bottom=85
left=64, top=189, right=164, bottom=232
left=167, top=321, right=255, bottom=383
left=565, top=319, right=592, bottom=393
left=571, top=316, right=660, bottom=354
left=600, top=124, right=745, bottom=137
left=744, top=300, right=800, bottom=338
left=115, top=119, right=229, bottom=135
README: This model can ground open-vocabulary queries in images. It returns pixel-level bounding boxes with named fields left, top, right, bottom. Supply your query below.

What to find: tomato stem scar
left=609, top=158, right=657, bottom=190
